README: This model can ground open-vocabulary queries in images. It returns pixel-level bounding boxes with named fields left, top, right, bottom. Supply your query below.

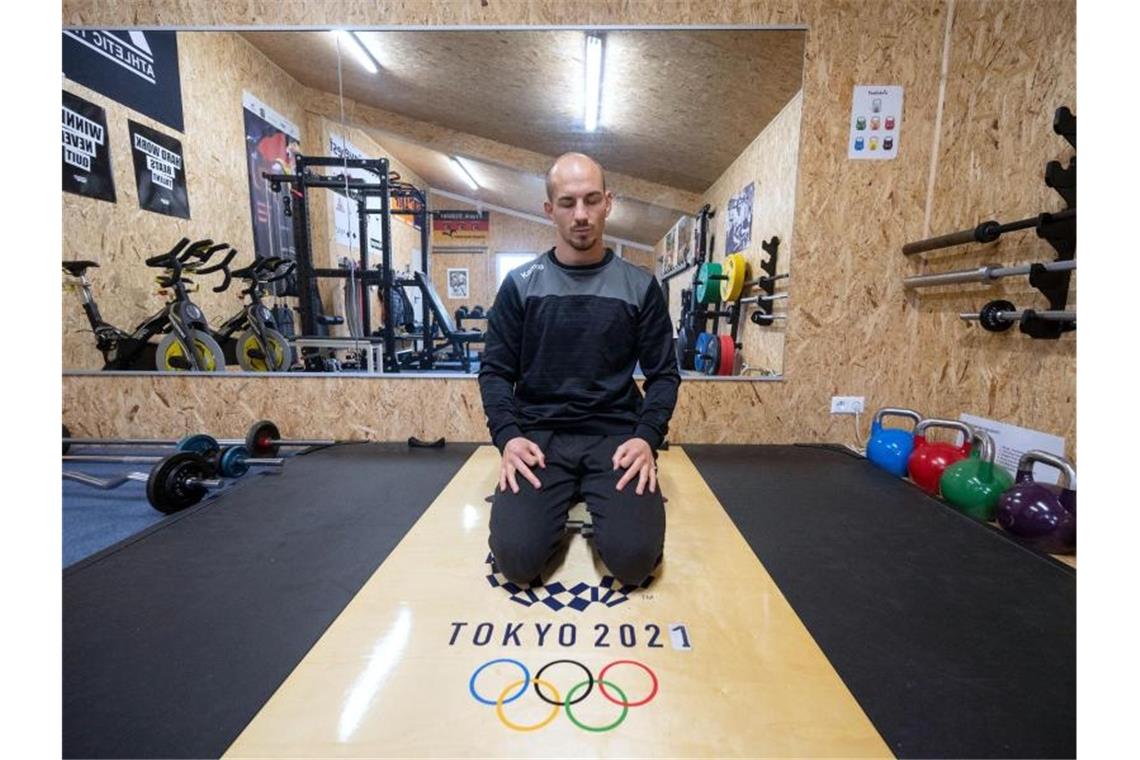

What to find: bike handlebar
left=198, top=247, right=239, bottom=293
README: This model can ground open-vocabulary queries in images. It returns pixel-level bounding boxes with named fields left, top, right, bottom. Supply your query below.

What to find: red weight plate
left=717, top=335, right=735, bottom=375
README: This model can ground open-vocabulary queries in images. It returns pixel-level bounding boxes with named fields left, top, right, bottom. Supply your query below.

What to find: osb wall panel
left=62, top=0, right=1077, bottom=456
left=905, top=0, right=1076, bottom=445
left=305, top=112, right=426, bottom=335
left=62, top=32, right=307, bottom=369
left=60, top=373, right=780, bottom=446
left=700, top=89, right=803, bottom=375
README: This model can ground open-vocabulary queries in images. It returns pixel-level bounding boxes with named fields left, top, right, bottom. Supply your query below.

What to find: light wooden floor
left=224, top=446, right=892, bottom=758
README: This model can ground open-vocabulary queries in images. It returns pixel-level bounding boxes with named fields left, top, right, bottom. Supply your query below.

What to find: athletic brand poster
left=128, top=120, right=190, bottom=218
left=432, top=210, right=490, bottom=248
left=243, top=92, right=299, bottom=261
left=726, top=181, right=755, bottom=254
left=63, top=30, right=184, bottom=133
left=62, top=90, right=116, bottom=202
left=328, top=133, right=383, bottom=255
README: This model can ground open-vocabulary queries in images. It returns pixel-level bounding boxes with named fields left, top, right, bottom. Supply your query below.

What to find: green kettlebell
left=940, top=430, right=1013, bottom=521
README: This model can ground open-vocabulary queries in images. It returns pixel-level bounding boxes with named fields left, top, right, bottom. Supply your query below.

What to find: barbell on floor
left=903, top=259, right=1076, bottom=289
left=64, top=450, right=285, bottom=477
left=63, top=471, right=153, bottom=490
left=62, top=420, right=334, bottom=458
left=64, top=451, right=228, bottom=514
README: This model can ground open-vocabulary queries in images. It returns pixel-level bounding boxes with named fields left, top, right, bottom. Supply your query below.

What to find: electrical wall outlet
left=830, top=396, right=865, bottom=414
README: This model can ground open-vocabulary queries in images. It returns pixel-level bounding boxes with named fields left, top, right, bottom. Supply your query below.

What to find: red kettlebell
left=907, top=419, right=974, bottom=495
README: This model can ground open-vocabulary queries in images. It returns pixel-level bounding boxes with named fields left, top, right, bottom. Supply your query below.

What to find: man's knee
left=595, top=537, right=663, bottom=587
left=488, top=532, right=549, bottom=585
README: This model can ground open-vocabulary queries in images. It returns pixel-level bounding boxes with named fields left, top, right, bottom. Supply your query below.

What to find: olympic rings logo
left=468, top=658, right=659, bottom=732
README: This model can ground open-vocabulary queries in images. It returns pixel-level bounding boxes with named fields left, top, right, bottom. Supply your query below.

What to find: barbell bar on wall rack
left=740, top=292, right=789, bottom=305
left=901, top=208, right=1076, bottom=256
left=903, top=259, right=1076, bottom=289
left=960, top=301, right=1076, bottom=332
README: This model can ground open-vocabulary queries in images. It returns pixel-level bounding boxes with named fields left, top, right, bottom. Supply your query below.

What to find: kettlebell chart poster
left=848, top=85, right=903, bottom=160
left=128, top=120, right=190, bottom=219
left=62, top=90, right=116, bottom=202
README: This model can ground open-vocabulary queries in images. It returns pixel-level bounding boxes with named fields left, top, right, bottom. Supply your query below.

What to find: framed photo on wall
left=447, top=268, right=469, bottom=299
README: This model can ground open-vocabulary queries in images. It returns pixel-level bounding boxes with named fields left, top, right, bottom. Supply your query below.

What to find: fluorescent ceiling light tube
left=329, top=30, right=379, bottom=74
left=450, top=156, right=480, bottom=191
left=584, top=34, right=604, bottom=132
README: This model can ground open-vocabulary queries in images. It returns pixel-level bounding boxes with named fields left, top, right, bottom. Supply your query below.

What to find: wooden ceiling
left=368, top=129, right=684, bottom=246
left=241, top=29, right=805, bottom=244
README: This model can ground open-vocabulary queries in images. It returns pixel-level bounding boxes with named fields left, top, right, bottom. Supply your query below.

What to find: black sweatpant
left=488, top=430, right=666, bottom=587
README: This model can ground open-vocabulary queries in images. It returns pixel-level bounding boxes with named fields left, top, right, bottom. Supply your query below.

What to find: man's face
left=544, top=160, right=613, bottom=251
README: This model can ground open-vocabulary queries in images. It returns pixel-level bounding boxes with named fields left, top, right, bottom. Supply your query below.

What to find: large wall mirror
left=61, top=28, right=805, bottom=378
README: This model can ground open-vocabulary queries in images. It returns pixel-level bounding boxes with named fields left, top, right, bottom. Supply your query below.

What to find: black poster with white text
left=62, top=90, right=116, bottom=202
left=63, top=30, right=184, bottom=132
left=128, top=120, right=190, bottom=219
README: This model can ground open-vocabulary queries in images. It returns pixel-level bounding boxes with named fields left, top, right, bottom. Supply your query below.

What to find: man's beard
left=568, top=227, right=597, bottom=251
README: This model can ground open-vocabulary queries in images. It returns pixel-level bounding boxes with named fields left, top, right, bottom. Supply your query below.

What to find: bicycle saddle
left=62, top=260, right=99, bottom=276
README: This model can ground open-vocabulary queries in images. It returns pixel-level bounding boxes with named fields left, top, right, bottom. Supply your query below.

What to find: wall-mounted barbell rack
left=901, top=105, right=1076, bottom=339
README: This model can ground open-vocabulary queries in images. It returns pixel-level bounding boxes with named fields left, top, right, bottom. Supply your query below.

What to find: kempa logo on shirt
left=520, top=262, right=545, bottom=280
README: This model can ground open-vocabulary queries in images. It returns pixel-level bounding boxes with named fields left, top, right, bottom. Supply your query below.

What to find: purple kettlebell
left=996, top=451, right=1076, bottom=555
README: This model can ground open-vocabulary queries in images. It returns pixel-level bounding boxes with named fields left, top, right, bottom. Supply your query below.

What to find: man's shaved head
left=545, top=152, right=606, bottom=200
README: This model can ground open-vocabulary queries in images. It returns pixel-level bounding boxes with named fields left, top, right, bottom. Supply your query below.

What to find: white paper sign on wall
left=848, top=85, right=904, bottom=160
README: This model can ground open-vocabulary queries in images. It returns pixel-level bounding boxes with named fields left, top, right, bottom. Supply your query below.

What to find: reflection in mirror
left=61, top=29, right=805, bottom=377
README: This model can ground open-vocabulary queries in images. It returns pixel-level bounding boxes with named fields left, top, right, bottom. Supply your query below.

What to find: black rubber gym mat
left=685, top=444, right=1075, bottom=759
left=63, top=441, right=479, bottom=760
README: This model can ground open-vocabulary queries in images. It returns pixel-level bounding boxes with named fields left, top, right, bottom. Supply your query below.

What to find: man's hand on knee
left=613, top=437, right=657, bottom=495
left=500, top=436, right=546, bottom=494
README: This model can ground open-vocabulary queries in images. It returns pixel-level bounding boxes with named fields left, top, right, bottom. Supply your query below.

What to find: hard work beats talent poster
left=127, top=120, right=190, bottom=219
left=63, top=30, right=185, bottom=133
left=62, top=90, right=116, bottom=202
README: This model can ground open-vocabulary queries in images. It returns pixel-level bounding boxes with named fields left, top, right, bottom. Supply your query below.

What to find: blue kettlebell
left=866, top=407, right=923, bottom=477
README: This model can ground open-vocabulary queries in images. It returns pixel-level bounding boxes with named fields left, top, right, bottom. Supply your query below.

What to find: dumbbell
left=469, top=305, right=485, bottom=319
left=455, top=305, right=470, bottom=322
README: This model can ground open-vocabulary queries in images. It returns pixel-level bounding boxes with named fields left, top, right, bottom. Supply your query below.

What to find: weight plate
left=694, top=332, right=713, bottom=373
left=218, top=445, right=250, bottom=478
left=676, top=325, right=697, bottom=370
left=721, top=254, right=749, bottom=302
left=176, top=434, right=221, bottom=456
left=695, top=263, right=723, bottom=305
left=978, top=299, right=1017, bottom=332
left=703, top=333, right=721, bottom=376
left=246, top=419, right=281, bottom=458
left=146, top=452, right=212, bottom=514
left=717, top=335, right=736, bottom=376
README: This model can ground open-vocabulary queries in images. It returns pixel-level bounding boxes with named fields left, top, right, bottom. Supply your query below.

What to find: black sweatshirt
left=478, top=247, right=681, bottom=452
